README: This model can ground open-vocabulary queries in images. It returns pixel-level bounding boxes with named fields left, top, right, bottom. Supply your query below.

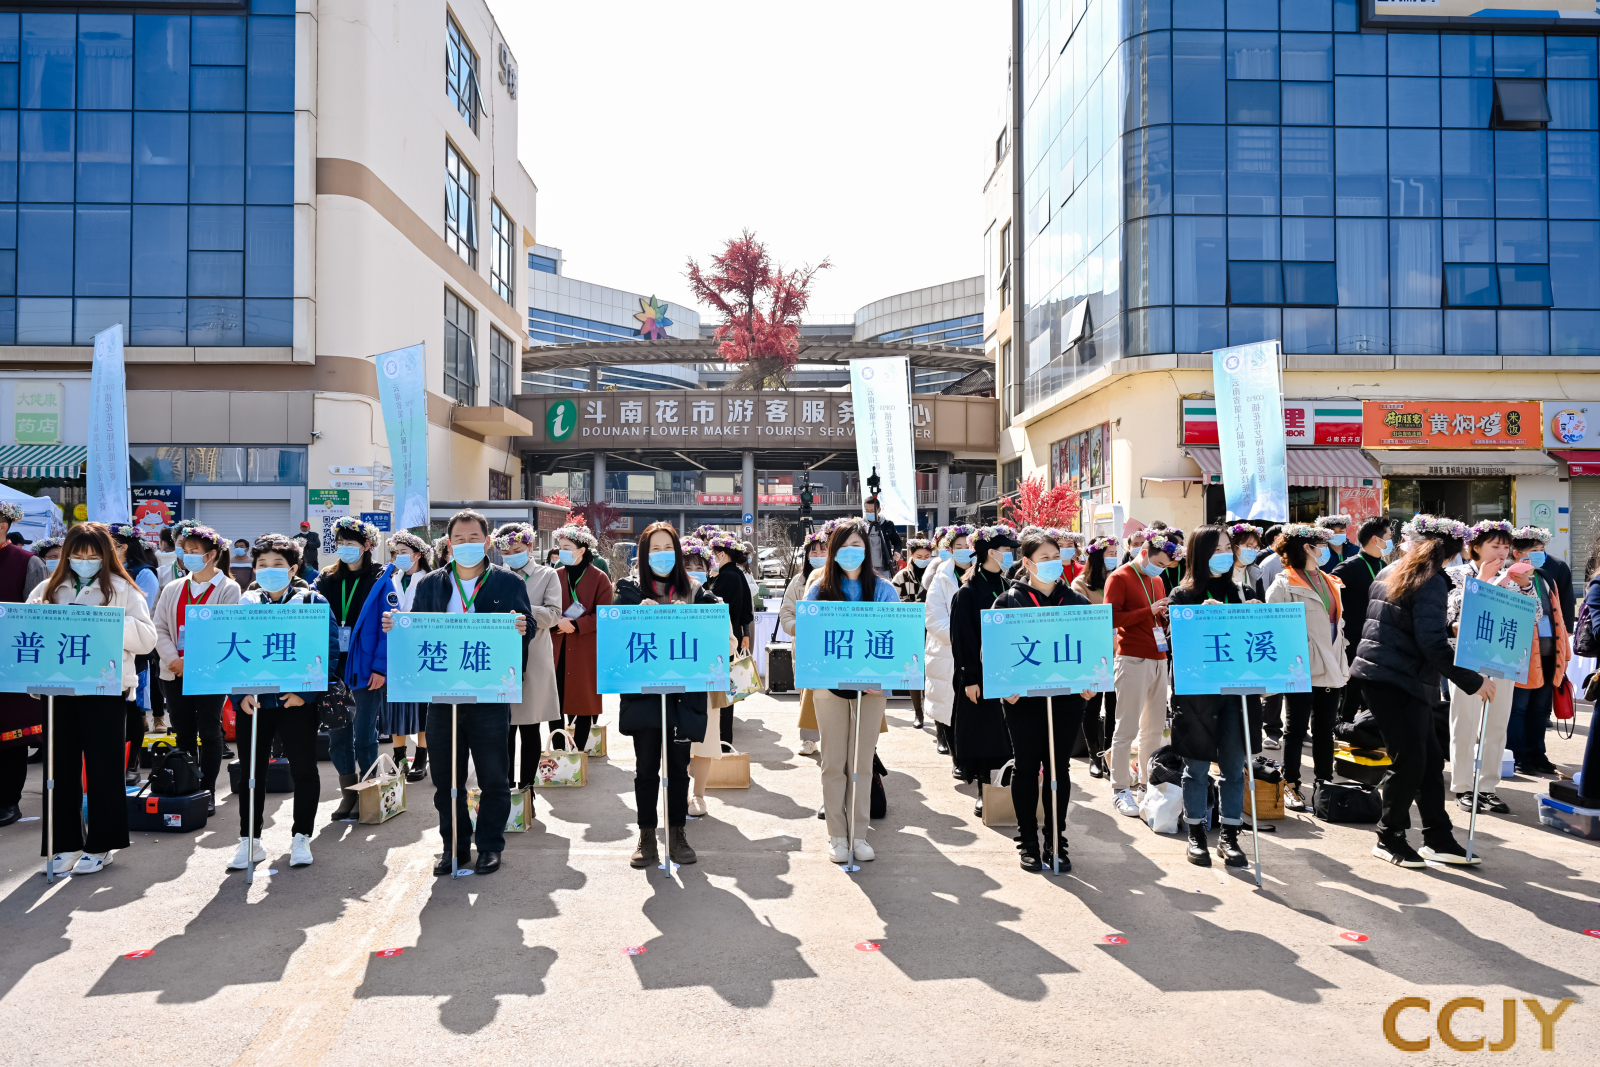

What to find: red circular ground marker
left=1101, top=935, right=1128, bottom=945
left=1340, top=932, right=1369, bottom=943
left=123, top=949, right=154, bottom=959
left=854, top=941, right=880, bottom=952
left=622, top=945, right=648, bottom=956
left=1583, top=929, right=1600, bottom=939
left=374, top=948, right=405, bottom=958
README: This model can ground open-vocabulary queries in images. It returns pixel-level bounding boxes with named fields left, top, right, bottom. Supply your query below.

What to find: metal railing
left=916, top=489, right=968, bottom=505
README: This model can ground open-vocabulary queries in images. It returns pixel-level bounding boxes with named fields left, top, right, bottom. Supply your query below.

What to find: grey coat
left=508, top=562, right=563, bottom=725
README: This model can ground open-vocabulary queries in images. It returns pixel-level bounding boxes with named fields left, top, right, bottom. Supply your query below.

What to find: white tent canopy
left=0, top=481, right=64, bottom=544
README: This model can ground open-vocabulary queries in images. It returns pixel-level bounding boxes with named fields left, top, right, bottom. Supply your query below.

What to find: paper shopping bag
left=692, top=741, right=751, bottom=789
left=536, top=730, right=587, bottom=787
left=354, top=754, right=407, bottom=824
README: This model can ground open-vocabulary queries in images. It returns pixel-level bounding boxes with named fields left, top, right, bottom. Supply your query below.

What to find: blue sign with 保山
left=0, top=603, right=126, bottom=696
left=179, top=603, right=332, bottom=695
left=1168, top=602, right=1313, bottom=696
left=385, top=613, right=524, bottom=703
left=794, top=601, right=926, bottom=691
left=980, top=604, right=1115, bottom=698
left=1453, top=577, right=1535, bottom=684
left=595, top=603, right=732, bottom=693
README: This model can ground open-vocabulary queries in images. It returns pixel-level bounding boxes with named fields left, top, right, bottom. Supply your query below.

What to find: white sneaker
left=852, top=838, right=875, bottom=861
left=43, top=851, right=81, bottom=876
left=289, top=833, right=313, bottom=867
left=828, top=837, right=851, bottom=864
left=227, top=837, right=266, bottom=870
left=1112, top=789, right=1141, bottom=817
left=799, top=739, right=818, bottom=755
left=72, top=851, right=112, bottom=874
left=687, top=795, right=707, bottom=817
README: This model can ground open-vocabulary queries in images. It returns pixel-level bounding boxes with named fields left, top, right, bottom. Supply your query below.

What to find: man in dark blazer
left=1331, top=516, right=1392, bottom=721
left=383, top=509, right=532, bottom=876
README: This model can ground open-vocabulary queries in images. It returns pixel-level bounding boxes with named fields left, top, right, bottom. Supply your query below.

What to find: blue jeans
left=426, top=702, right=512, bottom=856
left=1181, top=697, right=1248, bottom=827
left=328, top=684, right=383, bottom=777
left=1507, top=667, right=1555, bottom=765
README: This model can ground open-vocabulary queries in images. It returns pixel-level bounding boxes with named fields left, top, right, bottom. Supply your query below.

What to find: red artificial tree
left=685, top=229, right=830, bottom=388
left=567, top=499, right=621, bottom=547
left=999, top=475, right=1081, bottom=530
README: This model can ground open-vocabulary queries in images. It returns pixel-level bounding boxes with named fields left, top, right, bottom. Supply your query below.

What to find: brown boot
left=331, top=773, right=360, bottom=821
left=668, top=826, right=697, bottom=865
left=630, top=830, right=659, bottom=869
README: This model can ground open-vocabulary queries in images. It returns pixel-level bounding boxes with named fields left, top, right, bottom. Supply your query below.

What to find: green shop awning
left=0, top=444, right=87, bottom=479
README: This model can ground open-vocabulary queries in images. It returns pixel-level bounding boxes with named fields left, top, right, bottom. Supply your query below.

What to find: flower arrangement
left=493, top=526, right=537, bottom=553
left=1279, top=523, right=1329, bottom=542
left=0, top=502, right=23, bottom=524
left=905, top=538, right=932, bottom=552
left=691, top=523, right=722, bottom=542
left=1466, top=519, right=1514, bottom=540
left=937, top=524, right=975, bottom=549
left=681, top=537, right=713, bottom=561
left=974, top=523, right=1019, bottom=543
left=553, top=523, right=598, bottom=549
left=1513, top=525, right=1552, bottom=543
left=1143, top=532, right=1183, bottom=559
left=1402, top=514, right=1469, bottom=540
left=180, top=524, right=226, bottom=553
left=803, top=528, right=827, bottom=548
left=1225, top=522, right=1260, bottom=540
left=332, top=515, right=378, bottom=543
left=30, top=536, right=63, bottom=555
left=706, top=532, right=743, bottom=554
left=108, top=523, right=141, bottom=541
left=1314, top=514, right=1353, bottom=529
left=1087, top=535, right=1119, bottom=554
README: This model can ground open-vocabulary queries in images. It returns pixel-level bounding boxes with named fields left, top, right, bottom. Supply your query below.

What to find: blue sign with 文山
left=1453, top=577, right=1536, bottom=684
left=794, top=601, right=925, bottom=691
left=385, top=613, right=524, bottom=703
left=1168, top=602, right=1313, bottom=696
left=981, top=604, right=1115, bottom=698
left=595, top=603, right=732, bottom=693
left=0, top=603, right=126, bottom=696
left=179, top=603, right=332, bottom=695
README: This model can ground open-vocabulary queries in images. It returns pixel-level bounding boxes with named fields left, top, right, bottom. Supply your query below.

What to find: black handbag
left=147, top=741, right=201, bottom=797
left=318, top=677, right=356, bottom=732
left=1312, top=779, right=1383, bottom=823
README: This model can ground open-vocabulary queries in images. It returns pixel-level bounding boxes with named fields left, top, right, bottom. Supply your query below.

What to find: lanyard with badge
left=1132, top=564, right=1168, bottom=652
left=1303, top=567, right=1338, bottom=642
left=562, top=569, right=585, bottom=620
left=336, top=577, right=360, bottom=651
left=451, top=563, right=483, bottom=613
left=177, top=579, right=215, bottom=653
left=1532, top=572, right=1554, bottom=637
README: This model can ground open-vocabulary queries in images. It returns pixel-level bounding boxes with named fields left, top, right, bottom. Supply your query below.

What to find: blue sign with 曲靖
left=1168, top=602, right=1312, bottom=695
left=595, top=603, right=732, bottom=693
left=385, top=613, right=524, bottom=703
left=794, top=601, right=925, bottom=691
left=0, top=603, right=126, bottom=696
left=179, top=603, right=333, bottom=695
left=1453, top=577, right=1536, bottom=684
left=981, top=604, right=1115, bottom=698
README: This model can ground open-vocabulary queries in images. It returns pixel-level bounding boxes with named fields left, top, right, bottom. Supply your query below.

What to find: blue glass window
left=1498, top=264, right=1553, bottom=306
left=0, top=15, right=16, bottom=63
left=0, top=66, right=16, bottom=111
left=1280, top=0, right=1330, bottom=32
left=19, top=111, right=72, bottom=202
left=247, top=17, right=294, bottom=112
left=131, top=204, right=185, bottom=296
left=1283, top=261, right=1337, bottom=304
left=1391, top=310, right=1442, bottom=354
left=1442, top=79, right=1493, bottom=129
left=1173, top=32, right=1224, bottom=123
left=1389, top=131, right=1440, bottom=216
left=1497, top=219, right=1547, bottom=262
left=1548, top=81, right=1597, bottom=130
left=1550, top=221, right=1600, bottom=308
left=190, top=112, right=243, bottom=202
left=73, top=205, right=129, bottom=296
left=1228, top=125, right=1278, bottom=213
left=191, top=17, right=246, bottom=65
left=22, top=14, right=75, bottom=110
left=1335, top=76, right=1385, bottom=125
left=133, top=15, right=188, bottom=111
left=1281, top=33, right=1331, bottom=79
left=76, top=111, right=130, bottom=202
left=1124, top=307, right=1173, bottom=356
left=0, top=205, right=13, bottom=248
left=1335, top=32, right=1385, bottom=76
left=1446, top=309, right=1497, bottom=353
left=1549, top=130, right=1600, bottom=219
left=188, top=298, right=242, bottom=346
left=1229, top=306, right=1279, bottom=345
left=1444, top=264, right=1499, bottom=305
left=1284, top=216, right=1335, bottom=258
left=1229, top=216, right=1278, bottom=258
left=1444, top=219, right=1493, bottom=261
left=1175, top=216, right=1227, bottom=303
left=1124, top=125, right=1171, bottom=216
left=1442, top=34, right=1493, bottom=78
left=78, top=15, right=132, bottom=110
left=1552, top=310, right=1600, bottom=354
left=17, top=206, right=70, bottom=295
left=1227, top=32, right=1277, bottom=79
left=251, top=0, right=296, bottom=15
left=1498, top=310, right=1548, bottom=354
left=1175, top=306, right=1227, bottom=351
left=73, top=300, right=126, bottom=345
left=245, top=112, right=292, bottom=203
left=17, top=297, right=70, bottom=344
left=1335, top=127, right=1386, bottom=216
left=1122, top=31, right=1171, bottom=131
left=133, top=112, right=187, bottom=202
left=189, top=250, right=242, bottom=296
left=130, top=297, right=185, bottom=345
left=1336, top=308, right=1387, bottom=353
left=1388, top=33, right=1439, bottom=77
left=1442, top=130, right=1494, bottom=217
left=1228, top=81, right=1278, bottom=123
left=1547, top=36, right=1597, bottom=78
left=1175, top=1, right=1225, bottom=30
left=1282, top=82, right=1331, bottom=124
left=1125, top=216, right=1172, bottom=309
left=1390, top=218, right=1441, bottom=306
left=1495, top=130, right=1545, bottom=217
left=0, top=251, right=13, bottom=296
left=1282, top=307, right=1335, bottom=352
left=1388, top=78, right=1439, bottom=128
left=189, top=204, right=242, bottom=249
left=1228, top=0, right=1277, bottom=30
left=191, top=66, right=245, bottom=111
left=0, top=111, right=17, bottom=200
left=1494, top=35, right=1544, bottom=78
left=1174, top=125, right=1225, bottom=211
left=1336, top=218, right=1388, bottom=305
left=528, top=253, right=558, bottom=274
left=1228, top=260, right=1283, bottom=303
left=245, top=204, right=291, bottom=296
left=244, top=297, right=291, bottom=345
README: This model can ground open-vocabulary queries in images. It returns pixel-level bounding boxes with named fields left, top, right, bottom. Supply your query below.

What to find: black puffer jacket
left=612, top=574, right=722, bottom=740
left=1351, top=571, right=1484, bottom=701
left=1166, top=573, right=1259, bottom=762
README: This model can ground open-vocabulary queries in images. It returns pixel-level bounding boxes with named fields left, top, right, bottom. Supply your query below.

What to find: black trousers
left=426, top=703, right=511, bottom=857
left=1338, top=642, right=1365, bottom=721
left=1360, top=680, right=1454, bottom=842
left=0, top=745, right=27, bottom=807
left=40, top=695, right=130, bottom=855
left=237, top=703, right=321, bottom=838
left=632, top=724, right=692, bottom=829
left=123, top=701, right=143, bottom=769
left=163, top=681, right=225, bottom=795
left=719, top=705, right=734, bottom=748
left=549, top=715, right=593, bottom=751
left=1261, top=693, right=1285, bottom=738
left=1084, top=690, right=1117, bottom=755
left=508, top=722, right=546, bottom=783
left=1002, top=695, right=1085, bottom=844
left=1283, top=685, right=1341, bottom=786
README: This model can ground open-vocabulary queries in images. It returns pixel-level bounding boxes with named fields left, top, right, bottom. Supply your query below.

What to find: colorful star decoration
left=634, top=295, right=673, bottom=339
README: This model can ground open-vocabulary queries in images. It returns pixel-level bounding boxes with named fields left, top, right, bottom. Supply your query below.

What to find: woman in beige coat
left=495, top=524, right=564, bottom=789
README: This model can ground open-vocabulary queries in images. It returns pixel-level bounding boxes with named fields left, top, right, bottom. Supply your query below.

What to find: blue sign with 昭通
left=595, top=603, right=732, bottom=693
left=1454, top=577, right=1536, bottom=684
left=981, top=604, right=1115, bottom=698
left=0, top=603, right=126, bottom=696
left=794, top=601, right=926, bottom=691
left=384, top=613, right=524, bottom=703
left=1169, top=602, right=1312, bottom=695
left=179, top=603, right=332, bottom=695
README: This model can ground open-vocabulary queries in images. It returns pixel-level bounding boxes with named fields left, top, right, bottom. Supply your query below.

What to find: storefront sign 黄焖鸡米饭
left=594, top=604, right=733, bottom=694
left=1362, top=400, right=1534, bottom=449
left=981, top=604, right=1116, bottom=698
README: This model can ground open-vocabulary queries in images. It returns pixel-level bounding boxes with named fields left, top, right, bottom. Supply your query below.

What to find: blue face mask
left=44, top=558, right=58, bottom=573
left=648, top=550, right=676, bottom=577
left=558, top=549, right=577, bottom=566
left=939, top=548, right=951, bottom=561
left=502, top=551, right=529, bottom=571
left=1382, top=539, right=1394, bottom=555
left=998, top=551, right=1014, bottom=570
left=911, top=556, right=930, bottom=568
left=808, top=555, right=827, bottom=570
left=1329, top=533, right=1347, bottom=546
left=1141, top=560, right=1164, bottom=578
left=336, top=545, right=362, bottom=566
left=393, top=553, right=413, bottom=573
left=1059, top=546, right=1076, bottom=561
left=1315, top=546, right=1331, bottom=566
left=1242, top=548, right=1262, bottom=563
left=1527, top=550, right=1547, bottom=568
left=452, top=542, right=486, bottom=568
left=953, top=548, right=973, bottom=566
left=1210, top=552, right=1235, bottom=575
left=1032, top=558, right=1064, bottom=584
left=835, top=546, right=867, bottom=571
left=256, top=567, right=290, bottom=592
left=182, top=552, right=206, bottom=572
left=70, top=558, right=102, bottom=578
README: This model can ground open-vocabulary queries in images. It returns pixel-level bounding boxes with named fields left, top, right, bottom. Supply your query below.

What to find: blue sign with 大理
left=0, top=603, right=126, bottom=696
left=1169, top=602, right=1312, bottom=696
left=595, top=603, right=732, bottom=693
left=385, top=613, right=524, bottom=703
left=794, top=601, right=926, bottom=691
left=1453, top=577, right=1535, bottom=684
left=981, top=604, right=1115, bottom=698
left=179, top=603, right=332, bottom=695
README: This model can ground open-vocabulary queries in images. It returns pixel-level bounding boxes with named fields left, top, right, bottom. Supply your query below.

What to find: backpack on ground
left=1312, top=779, right=1382, bottom=823
left=147, top=741, right=201, bottom=797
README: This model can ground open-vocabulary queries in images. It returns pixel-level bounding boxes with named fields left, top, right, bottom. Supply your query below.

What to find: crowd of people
left=0, top=496, right=1587, bottom=882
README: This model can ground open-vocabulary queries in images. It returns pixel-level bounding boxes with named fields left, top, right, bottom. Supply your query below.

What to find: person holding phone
left=1104, top=529, right=1180, bottom=817
left=1507, top=525, right=1570, bottom=777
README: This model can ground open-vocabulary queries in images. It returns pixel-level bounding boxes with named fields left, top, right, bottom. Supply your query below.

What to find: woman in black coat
left=1351, top=514, right=1492, bottom=868
left=948, top=525, right=1019, bottom=813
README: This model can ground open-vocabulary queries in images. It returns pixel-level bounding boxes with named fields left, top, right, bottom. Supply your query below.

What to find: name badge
left=338, top=625, right=352, bottom=652
left=1331, top=619, right=1339, bottom=643
left=1538, top=615, right=1553, bottom=637
left=386, top=591, right=400, bottom=607
left=563, top=600, right=585, bottom=620
left=176, top=623, right=185, bottom=652
left=1152, top=625, right=1168, bottom=652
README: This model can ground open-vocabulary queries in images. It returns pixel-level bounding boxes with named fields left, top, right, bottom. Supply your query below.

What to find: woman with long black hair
left=948, top=524, right=1019, bottom=814
left=315, top=516, right=384, bottom=820
left=1072, top=534, right=1118, bottom=779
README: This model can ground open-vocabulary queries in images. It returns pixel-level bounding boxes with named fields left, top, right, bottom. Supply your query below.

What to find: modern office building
left=854, top=276, right=985, bottom=394
left=0, top=0, right=538, bottom=543
left=997, top=0, right=1600, bottom=572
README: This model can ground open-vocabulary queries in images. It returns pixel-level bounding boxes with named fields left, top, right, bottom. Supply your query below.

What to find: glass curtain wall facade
left=0, top=4, right=296, bottom=348
left=1021, top=0, right=1600, bottom=411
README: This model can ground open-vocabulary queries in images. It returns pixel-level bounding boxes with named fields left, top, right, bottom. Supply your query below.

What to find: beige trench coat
left=509, top=563, right=563, bottom=725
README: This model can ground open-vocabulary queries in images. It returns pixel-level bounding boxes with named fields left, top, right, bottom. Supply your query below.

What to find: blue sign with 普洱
left=1453, top=577, right=1536, bottom=684
left=981, top=604, right=1115, bottom=698
left=793, top=601, right=926, bottom=691
left=595, top=603, right=732, bottom=693
left=1169, top=602, right=1313, bottom=695
left=179, top=603, right=332, bottom=695
left=0, top=603, right=126, bottom=696
left=385, top=613, right=524, bottom=703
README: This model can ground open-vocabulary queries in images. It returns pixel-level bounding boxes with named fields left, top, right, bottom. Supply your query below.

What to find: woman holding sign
left=315, top=517, right=384, bottom=821
left=551, top=525, right=612, bottom=753
left=29, top=523, right=158, bottom=876
left=949, top=524, right=1020, bottom=814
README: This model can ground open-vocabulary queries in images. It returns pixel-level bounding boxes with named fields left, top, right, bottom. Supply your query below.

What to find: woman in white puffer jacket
left=923, top=525, right=974, bottom=756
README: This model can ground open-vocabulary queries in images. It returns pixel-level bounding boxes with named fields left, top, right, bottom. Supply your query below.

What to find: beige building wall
left=982, top=90, right=1014, bottom=505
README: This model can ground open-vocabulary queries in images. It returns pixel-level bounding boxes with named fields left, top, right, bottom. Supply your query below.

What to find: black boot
left=1186, top=821, right=1212, bottom=866
left=1017, top=831, right=1042, bottom=872
left=630, top=829, right=659, bottom=869
left=1217, top=825, right=1248, bottom=868
left=668, top=827, right=697, bottom=865
left=1042, top=832, right=1070, bottom=873
left=406, top=747, right=428, bottom=782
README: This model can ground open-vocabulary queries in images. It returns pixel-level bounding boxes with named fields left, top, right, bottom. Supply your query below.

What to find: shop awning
left=1553, top=450, right=1600, bottom=476
left=1185, top=447, right=1381, bottom=488
left=0, top=444, right=86, bottom=479
left=1363, top=449, right=1557, bottom=477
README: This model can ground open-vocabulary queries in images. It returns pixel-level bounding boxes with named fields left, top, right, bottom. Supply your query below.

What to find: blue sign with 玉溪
left=794, top=601, right=925, bottom=691
left=0, top=603, right=126, bottom=696
left=179, top=603, right=333, bottom=695
left=1168, top=602, right=1312, bottom=695
left=1453, top=577, right=1535, bottom=684
left=384, top=613, right=523, bottom=703
left=980, top=604, right=1115, bottom=698
left=595, top=603, right=732, bottom=693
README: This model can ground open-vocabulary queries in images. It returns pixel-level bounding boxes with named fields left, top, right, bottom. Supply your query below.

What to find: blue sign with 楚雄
left=1453, top=577, right=1535, bottom=684
left=595, top=603, right=732, bottom=693
left=794, top=601, right=926, bottom=691
left=179, top=603, right=332, bottom=695
left=0, top=603, right=126, bottom=696
left=981, top=604, right=1115, bottom=698
left=385, top=613, right=524, bottom=703
left=1168, top=602, right=1312, bottom=696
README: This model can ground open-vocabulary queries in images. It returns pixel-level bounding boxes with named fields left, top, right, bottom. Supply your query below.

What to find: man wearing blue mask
left=1314, top=515, right=1357, bottom=571
left=1332, top=517, right=1394, bottom=722
left=1508, top=525, right=1569, bottom=776
left=861, top=495, right=904, bottom=576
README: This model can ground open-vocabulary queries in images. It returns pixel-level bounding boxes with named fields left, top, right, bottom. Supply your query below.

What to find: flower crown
left=492, top=526, right=537, bottom=552
left=1314, top=515, right=1353, bottom=529
left=1402, top=514, right=1468, bottom=541
left=252, top=533, right=297, bottom=554
left=938, top=524, right=975, bottom=549
left=0, top=502, right=23, bottom=524
left=1467, top=519, right=1514, bottom=540
left=1513, top=525, right=1552, bottom=543
left=681, top=537, right=713, bottom=560
left=388, top=531, right=430, bottom=558
left=691, top=524, right=722, bottom=543
left=332, top=516, right=378, bottom=544
left=821, top=516, right=868, bottom=538
left=974, top=523, right=1019, bottom=543
left=905, top=538, right=932, bottom=551
left=180, top=524, right=226, bottom=551
left=1279, top=523, right=1328, bottom=542
left=1144, top=533, right=1183, bottom=559
left=803, top=529, right=827, bottom=548
left=30, top=536, right=62, bottom=554
left=1054, top=529, right=1083, bottom=545
left=553, top=524, right=598, bottom=549
left=706, top=532, right=742, bottom=553
left=931, top=525, right=949, bottom=542
left=1225, top=522, right=1260, bottom=540
left=433, top=535, right=453, bottom=551
left=1087, top=535, right=1119, bottom=553
left=109, top=523, right=141, bottom=541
